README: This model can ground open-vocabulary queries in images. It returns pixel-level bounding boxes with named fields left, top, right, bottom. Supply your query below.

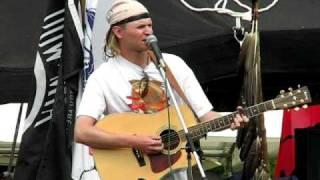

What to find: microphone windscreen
left=146, top=34, right=157, bottom=45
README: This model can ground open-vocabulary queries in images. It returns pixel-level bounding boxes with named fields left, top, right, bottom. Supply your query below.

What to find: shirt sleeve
left=76, top=73, right=107, bottom=120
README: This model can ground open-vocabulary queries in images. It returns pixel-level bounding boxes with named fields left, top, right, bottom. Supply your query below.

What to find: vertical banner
left=72, top=0, right=117, bottom=179
left=14, top=0, right=83, bottom=179
left=82, top=0, right=97, bottom=87
left=71, top=0, right=100, bottom=179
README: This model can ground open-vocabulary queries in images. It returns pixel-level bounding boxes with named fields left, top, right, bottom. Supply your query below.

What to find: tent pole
left=2, top=103, right=24, bottom=180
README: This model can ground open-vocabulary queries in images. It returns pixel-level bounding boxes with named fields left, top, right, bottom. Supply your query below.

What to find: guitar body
left=93, top=104, right=197, bottom=180
left=92, top=86, right=312, bottom=179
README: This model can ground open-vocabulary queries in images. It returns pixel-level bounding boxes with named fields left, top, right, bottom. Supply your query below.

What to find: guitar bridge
left=132, top=148, right=146, bottom=167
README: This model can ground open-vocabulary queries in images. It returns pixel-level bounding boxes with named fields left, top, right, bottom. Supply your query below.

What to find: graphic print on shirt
left=127, top=78, right=168, bottom=114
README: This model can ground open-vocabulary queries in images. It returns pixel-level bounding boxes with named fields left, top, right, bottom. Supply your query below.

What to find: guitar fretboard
left=179, top=100, right=275, bottom=140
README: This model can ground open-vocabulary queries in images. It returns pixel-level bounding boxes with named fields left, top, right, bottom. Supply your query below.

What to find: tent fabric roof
left=1, top=0, right=320, bottom=110
left=140, top=0, right=320, bottom=110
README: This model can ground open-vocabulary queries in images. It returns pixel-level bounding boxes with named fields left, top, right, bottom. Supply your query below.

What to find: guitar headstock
left=274, top=86, right=312, bottom=110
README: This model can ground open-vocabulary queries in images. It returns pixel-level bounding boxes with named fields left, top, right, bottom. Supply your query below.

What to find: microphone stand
left=154, top=57, right=207, bottom=180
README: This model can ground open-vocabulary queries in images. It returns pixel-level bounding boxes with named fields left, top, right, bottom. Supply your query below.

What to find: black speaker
left=295, top=125, right=320, bottom=179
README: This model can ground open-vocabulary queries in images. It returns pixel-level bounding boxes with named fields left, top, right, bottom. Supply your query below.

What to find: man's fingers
left=237, top=106, right=245, bottom=114
left=150, top=135, right=161, bottom=140
left=243, top=116, right=249, bottom=123
left=236, top=106, right=249, bottom=123
left=228, top=106, right=249, bottom=131
left=230, top=123, right=236, bottom=130
left=235, top=114, right=242, bottom=125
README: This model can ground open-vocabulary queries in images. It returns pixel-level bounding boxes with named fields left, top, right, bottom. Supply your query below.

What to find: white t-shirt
left=76, top=53, right=213, bottom=180
left=77, top=53, right=213, bottom=119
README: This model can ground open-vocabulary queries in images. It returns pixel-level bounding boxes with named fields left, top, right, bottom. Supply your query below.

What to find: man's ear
left=112, top=26, right=124, bottom=39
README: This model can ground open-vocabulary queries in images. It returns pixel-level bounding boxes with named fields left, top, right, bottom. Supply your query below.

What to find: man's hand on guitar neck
left=230, top=106, right=249, bottom=130
left=199, top=106, right=249, bottom=130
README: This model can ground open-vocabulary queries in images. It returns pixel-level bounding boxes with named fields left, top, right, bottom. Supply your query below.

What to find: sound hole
left=160, top=129, right=180, bottom=151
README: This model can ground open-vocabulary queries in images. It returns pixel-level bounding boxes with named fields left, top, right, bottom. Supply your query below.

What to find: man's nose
left=144, top=26, right=153, bottom=35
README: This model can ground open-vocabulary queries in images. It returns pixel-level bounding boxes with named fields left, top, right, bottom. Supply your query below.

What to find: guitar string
left=160, top=102, right=272, bottom=144
left=160, top=125, right=230, bottom=144
left=160, top=114, right=235, bottom=142
left=160, top=111, right=238, bottom=143
left=161, top=98, right=303, bottom=146
left=160, top=120, right=232, bottom=143
left=161, top=99, right=299, bottom=148
left=160, top=104, right=265, bottom=143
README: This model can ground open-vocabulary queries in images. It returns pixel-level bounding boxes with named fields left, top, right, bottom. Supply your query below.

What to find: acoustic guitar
left=93, top=86, right=311, bottom=180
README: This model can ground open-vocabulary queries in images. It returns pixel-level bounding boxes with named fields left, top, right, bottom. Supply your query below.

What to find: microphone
left=145, top=35, right=165, bottom=67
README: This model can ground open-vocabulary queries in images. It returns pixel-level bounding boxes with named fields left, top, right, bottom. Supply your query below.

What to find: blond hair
left=104, top=29, right=120, bottom=57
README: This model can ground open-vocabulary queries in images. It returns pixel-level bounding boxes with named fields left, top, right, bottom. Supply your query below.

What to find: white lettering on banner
left=34, top=9, right=64, bottom=127
left=35, top=76, right=58, bottom=127
left=44, top=42, right=63, bottom=62
left=25, top=9, right=65, bottom=130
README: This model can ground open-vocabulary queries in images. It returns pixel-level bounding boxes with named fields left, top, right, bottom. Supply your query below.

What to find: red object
left=274, top=105, right=320, bottom=178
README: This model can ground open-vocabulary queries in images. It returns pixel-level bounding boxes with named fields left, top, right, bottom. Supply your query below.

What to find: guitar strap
left=147, top=51, right=192, bottom=109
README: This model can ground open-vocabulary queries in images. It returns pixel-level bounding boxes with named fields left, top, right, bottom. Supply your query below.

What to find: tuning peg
left=300, top=99, right=305, bottom=103
left=288, top=87, right=293, bottom=92
left=294, top=107, right=300, bottom=111
left=303, top=104, right=308, bottom=109
left=297, top=84, right=301, bottom=88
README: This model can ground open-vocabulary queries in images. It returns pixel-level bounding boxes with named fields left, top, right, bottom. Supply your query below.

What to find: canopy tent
left=1, top=0, right=320, bottom=110
left=0, top=0, right=46, bottom=104
left=140, top=0, right=320, bottom=110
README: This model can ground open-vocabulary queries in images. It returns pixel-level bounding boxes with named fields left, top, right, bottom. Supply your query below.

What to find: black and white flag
left=14, top=0, right=83, bottom=179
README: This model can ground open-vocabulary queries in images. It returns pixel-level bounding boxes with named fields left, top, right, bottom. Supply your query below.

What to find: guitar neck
left=186, top=100, right=276, bottom=140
